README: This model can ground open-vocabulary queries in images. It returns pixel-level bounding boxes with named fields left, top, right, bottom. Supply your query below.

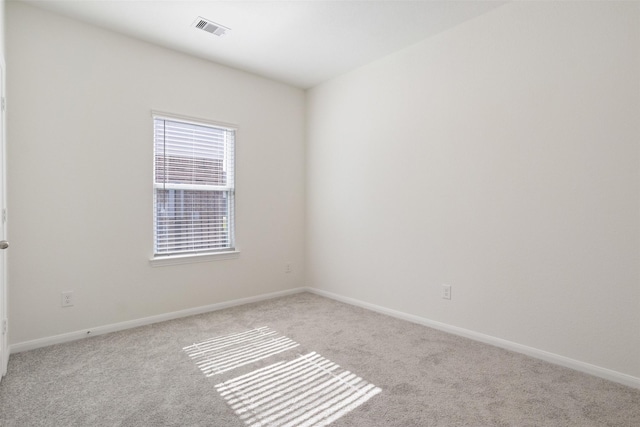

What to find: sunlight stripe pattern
left=183, top=327, right=299, bottom=376
left=215, top=352, right=382, bottom=427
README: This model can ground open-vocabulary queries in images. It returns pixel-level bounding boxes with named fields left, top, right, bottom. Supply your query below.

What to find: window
left=153, top=114, right=235, bottom=258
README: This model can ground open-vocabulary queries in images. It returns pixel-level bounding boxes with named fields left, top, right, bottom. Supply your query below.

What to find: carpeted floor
left=0, top=292, right=639, bottom=426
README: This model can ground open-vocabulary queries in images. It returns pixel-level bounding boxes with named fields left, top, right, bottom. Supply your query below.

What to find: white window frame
left=150, top=111, right=239, bottom=266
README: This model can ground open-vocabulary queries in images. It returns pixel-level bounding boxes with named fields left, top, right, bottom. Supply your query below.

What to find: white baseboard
left=10, top=287, right=306, bottom=354
left=10, top=286, right=640, bottom=390
left=304, top=287, right=640, bottom=390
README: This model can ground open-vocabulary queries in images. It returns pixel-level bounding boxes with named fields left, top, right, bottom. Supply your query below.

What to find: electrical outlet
left=442, top=284, right=451, bottom=300
left=61, top=291, right=74, bottom=307
left=285, top=263, right=292, bottom=273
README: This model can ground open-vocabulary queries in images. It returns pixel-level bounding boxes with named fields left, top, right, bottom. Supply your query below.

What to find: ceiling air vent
left=193, top=17, right=229, bottom=37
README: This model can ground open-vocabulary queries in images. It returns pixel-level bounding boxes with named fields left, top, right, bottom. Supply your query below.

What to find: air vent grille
left=193, top=17, right=229, bottom=37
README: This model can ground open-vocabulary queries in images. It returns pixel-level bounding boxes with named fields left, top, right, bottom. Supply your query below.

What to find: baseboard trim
left=10, top=286, right=640, bottom=389
left=304, top=287, right=640, bottom=390
left=10, top=287, right=306, bottom=354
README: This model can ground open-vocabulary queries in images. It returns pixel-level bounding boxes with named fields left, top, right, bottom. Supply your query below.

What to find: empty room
left=0, top=0, right=639, bottom=425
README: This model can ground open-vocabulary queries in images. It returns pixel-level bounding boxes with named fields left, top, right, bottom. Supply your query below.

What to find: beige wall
left=6, top=2, right=306, bottom=344
left=6, top=0, right=640, bottom=382
left=307, top=1, right=640, bottom=377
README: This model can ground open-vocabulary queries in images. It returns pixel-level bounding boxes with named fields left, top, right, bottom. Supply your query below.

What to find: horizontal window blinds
left=153, top=117, right=235, bottom=256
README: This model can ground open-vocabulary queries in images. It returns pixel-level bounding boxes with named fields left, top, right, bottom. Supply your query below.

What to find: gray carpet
left=0, top=292, right=639, bottom=426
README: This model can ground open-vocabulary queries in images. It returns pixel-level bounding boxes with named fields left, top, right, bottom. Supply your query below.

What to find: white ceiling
left=21, top=0, right=506, bottom=89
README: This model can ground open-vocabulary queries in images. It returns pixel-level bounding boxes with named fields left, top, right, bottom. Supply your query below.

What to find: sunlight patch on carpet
left=184, top=326, right=299, bottom=376
left=215, top=352, right=382, bottom=427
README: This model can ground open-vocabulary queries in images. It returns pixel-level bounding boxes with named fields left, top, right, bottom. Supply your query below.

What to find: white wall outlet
left=442, top=284, right=451, bottom=300
left=61, top=291, right=74, bottom=307
left=285, top=263, right=292, bottom=273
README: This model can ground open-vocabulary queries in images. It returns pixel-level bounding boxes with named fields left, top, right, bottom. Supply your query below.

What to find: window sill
left=149, top=250, right=240, bottom=267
